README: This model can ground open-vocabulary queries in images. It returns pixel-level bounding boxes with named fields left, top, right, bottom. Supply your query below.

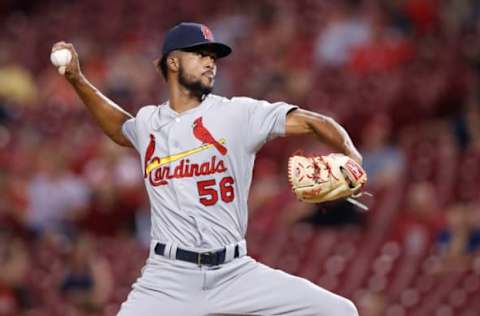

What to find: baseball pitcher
left=52, top=22, right=362, bottom=316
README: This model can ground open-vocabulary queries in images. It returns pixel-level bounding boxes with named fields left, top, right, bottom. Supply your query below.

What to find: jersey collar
left=151, top=94, right=218, bottom=130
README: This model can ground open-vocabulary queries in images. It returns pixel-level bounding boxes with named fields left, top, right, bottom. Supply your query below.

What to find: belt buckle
left=198, top=251, right=213, bottom=266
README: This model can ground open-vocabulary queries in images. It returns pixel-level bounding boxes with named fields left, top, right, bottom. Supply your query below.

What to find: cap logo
left=201, top=25, right=214, bottom=41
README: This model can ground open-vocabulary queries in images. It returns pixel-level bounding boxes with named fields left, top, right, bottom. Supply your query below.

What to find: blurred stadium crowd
left=1, top=0, right=480, bottom=315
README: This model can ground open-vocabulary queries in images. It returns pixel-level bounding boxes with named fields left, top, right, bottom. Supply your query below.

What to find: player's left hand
left=288, top=152, right=368, bottom=205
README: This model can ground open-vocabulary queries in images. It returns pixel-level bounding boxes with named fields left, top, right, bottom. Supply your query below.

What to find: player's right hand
left=51, top=41, right=82, bottom=83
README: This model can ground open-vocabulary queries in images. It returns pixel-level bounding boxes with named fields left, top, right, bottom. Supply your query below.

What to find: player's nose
left=204, top=56, right=216, bottom=69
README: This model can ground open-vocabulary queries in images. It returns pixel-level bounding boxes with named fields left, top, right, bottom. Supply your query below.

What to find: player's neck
left=168, top=82, right=203, bottom=113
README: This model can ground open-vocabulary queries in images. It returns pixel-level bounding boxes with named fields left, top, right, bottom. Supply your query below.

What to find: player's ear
left=153, top=58, right=161, bottom=72
left=167, top=54, right=180, bottom=73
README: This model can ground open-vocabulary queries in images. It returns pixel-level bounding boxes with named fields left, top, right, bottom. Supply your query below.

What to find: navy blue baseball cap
left=162, top=22, right=232, bottom=58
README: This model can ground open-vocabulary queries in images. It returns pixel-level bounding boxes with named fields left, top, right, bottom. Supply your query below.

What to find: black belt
left=154, top=243, right=240, bottom=266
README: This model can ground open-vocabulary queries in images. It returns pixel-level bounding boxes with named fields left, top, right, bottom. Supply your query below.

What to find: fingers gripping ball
left=50, top=49, right=72, bottom=75
left=288, top=153, right=367, bottom=204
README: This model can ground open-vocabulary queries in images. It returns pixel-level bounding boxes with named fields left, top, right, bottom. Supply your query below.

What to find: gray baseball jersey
left=122, top=94, right=296, bottom=250
left=118, top=94, right=359, bottom=316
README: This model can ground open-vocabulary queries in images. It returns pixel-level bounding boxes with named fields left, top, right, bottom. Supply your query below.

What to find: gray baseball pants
left=117, top=241, right=358, bottom=316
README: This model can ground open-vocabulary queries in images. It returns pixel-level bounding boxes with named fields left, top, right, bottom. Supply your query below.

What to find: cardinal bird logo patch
left=144, top=134, right=156, bottom=178
left=193, top=117, right=227, bottom=155
left=200, top=25, right=214, bottom=41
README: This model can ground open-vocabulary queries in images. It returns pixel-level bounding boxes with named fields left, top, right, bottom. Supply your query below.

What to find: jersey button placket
left=167, top=120, right=183, bottom=210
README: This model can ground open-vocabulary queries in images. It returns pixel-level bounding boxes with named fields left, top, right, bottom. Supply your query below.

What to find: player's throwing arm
left=50, top=42, right=133, bottom=147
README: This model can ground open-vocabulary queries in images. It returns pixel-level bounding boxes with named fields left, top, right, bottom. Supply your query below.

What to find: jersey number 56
left=197, top=176, right=235, bottom=206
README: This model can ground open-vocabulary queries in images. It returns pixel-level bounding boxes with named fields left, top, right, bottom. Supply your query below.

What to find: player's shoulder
left=136, top=104, right=158, bottom=116
left=211, top=95, right=296, bottom=111
left=210, top=94, right=260, bottom=107
left=134, top=104, right=163, bottom=120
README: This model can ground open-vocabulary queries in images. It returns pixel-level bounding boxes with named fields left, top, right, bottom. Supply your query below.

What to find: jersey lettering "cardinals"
left=148, top=155, right=227, bottom=186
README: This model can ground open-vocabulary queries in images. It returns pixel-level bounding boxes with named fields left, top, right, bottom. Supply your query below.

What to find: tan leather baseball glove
left=288, top=153, right=369, bottom=209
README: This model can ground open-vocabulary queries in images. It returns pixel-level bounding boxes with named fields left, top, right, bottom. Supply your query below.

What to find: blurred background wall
left=0, top=0, right=480, bottom=315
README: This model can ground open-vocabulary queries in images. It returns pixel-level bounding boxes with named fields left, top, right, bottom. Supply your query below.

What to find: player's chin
left=201, top=75, right=215, bottom=86
left=201, top=78, right=215, bottom=91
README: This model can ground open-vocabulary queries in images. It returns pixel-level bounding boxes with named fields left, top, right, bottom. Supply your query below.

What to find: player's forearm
left=69, top=74, right=133, bottom=147
left=286, top=110, right=362, bottom=164
left=308, top=116, right=362, bottom=164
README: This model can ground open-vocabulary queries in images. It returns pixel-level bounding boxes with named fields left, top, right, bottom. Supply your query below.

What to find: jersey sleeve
left=122, top=118, right=139, bottom=151
left=121, top=105, right=157, bottom=152
left=240, top=97, right=298, bottom=152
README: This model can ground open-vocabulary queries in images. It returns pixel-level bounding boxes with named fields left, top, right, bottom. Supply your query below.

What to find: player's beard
left=178, top=65, right=213, bottom=100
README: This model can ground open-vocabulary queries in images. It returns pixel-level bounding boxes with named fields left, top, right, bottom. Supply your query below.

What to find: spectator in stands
left=77, top=185, right=121, bottom=237
left=0, top=172, right=28, bottom=236
left=392, top=182, right=444, bottom=256
left=314, top=0, right=371, bottom=66
left=26, top=146, right=90, bottom=236
left=0, top=229, right=31, bottom=315
left=436, top=203, right=480, bottom=269
left=81, top=139, right=143, bottom=236
left=361, top=114, right=404, bottom=189
left=0, top=41, right=38, bottom=106
left=453, top=74, right=480, bottom=150
left=404, top=0, right=439, bottom=35
left=60, top=233, right=113, bottom=314
left=348, top=5, right=414, bottom=74
left=249, top=158, right=283, bottom=215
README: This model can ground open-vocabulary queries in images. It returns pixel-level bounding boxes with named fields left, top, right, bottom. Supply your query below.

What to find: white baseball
left=50, top=49, right=72, bottom=75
